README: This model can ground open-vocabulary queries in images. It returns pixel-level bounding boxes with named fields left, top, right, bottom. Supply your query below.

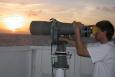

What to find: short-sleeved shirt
left=87, top=41, right=115, bottom=77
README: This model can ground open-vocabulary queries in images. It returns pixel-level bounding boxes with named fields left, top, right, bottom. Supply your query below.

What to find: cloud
left=0, top=0, right=43, bottom=4
left=25, top=9, right=42, bottom=17
left=0, top=3, right=42, bottom=17
left=0, top=1, right=115, bottom=25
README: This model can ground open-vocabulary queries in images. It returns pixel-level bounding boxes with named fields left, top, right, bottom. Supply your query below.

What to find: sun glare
left=3, top=15, right=25, bottom=32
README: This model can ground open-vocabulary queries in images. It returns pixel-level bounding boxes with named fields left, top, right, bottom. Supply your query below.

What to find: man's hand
left=59, top=37, right=75, bottom=46
left=72, top=21, right=84, bottom=37
left=72, top=21, right=84, bottom=29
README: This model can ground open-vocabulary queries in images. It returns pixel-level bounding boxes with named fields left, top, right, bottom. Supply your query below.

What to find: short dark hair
left=96, top=20, right=114, bottom=41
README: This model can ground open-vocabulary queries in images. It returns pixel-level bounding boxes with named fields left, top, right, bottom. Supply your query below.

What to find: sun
left=3, top=15, right=25, bottom=32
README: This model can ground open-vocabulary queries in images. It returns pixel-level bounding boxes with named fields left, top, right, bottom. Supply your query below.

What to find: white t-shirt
left=87, top=41, right=115, bottom=77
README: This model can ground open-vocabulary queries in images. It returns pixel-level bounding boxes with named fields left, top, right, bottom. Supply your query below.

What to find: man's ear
left=103, top=31, right=107, bottom=34
left=103, top=31, right=107, bottom=36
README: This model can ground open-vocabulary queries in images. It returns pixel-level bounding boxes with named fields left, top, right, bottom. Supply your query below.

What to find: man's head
left=94, top=20, right=114, bottom=42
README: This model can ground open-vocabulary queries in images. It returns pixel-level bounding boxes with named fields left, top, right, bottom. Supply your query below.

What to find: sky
left=0, top=0, right=115, bottom=34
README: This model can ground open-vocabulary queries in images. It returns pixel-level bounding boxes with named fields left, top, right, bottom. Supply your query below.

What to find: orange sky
left=0, top=1, right=115, bottom=34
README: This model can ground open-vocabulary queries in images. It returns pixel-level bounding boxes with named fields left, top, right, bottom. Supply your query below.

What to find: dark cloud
left=96, top=6, right=115, bottom=12
left=113, top=6, right=115, bottom=10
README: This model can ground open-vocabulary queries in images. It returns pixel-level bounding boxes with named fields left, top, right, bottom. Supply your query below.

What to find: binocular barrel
left=30, top=21, right=74, bottom=35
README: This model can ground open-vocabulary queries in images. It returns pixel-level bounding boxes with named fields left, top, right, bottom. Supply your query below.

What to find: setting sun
left=3, top=15, right=25, bottom=32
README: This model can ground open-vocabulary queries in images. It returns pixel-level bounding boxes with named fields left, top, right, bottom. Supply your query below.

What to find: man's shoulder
left=87, top=42, right=101, bottom=47
left=87, top=41, right=115, bottom=47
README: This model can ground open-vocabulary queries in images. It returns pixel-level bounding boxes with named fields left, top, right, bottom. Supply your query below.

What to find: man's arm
left=73, top=21, right=90, bottom=57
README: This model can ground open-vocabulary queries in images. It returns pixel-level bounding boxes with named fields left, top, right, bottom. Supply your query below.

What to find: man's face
left=95, top=31, right=104, bottom=41
left=92, top=26, right=106, bottom=42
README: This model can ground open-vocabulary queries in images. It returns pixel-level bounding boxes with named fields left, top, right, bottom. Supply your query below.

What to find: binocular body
left=30, top=21, right=93, bottom=37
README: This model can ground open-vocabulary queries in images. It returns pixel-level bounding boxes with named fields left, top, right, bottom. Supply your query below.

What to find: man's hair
left=96, top=20, right=114, bottom=41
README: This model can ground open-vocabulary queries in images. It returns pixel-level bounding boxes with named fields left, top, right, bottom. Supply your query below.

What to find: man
left=73, top=20, right=115, bottom=77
